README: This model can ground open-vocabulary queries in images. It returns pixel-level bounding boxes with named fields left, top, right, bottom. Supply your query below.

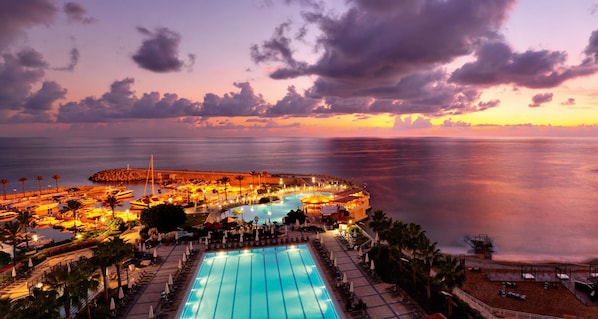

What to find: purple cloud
left=450, top=40, right=598, bottom=88
left=266, top=86, right=320, bottom=116
left=394, top=116, right=432, bottom=129
left=200, top=82, right=268, bottom=116
left=561, top=98, right=575, bottom=106
left=252, top=0, right=518, bottom=116
left=442, top=118, right=471, bottom=127
left=64, top=2, right=96, bottom=24
left=0, top=0, right=57, bottom=50
left=23, top=81, right=66, bottom=113
left=57, top=78, right=203, bottom=122
left=528, top=92, right=553, bottom=107
left=53, top=48, right=80, bottom=71
left=132, top=27, right=192, bottom=73
left=584, top=30, right=598, bottom=62
left=0, top=49, right=47, bottom=111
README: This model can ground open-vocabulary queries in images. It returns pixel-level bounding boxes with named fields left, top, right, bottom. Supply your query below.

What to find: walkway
left=317, top=229, right=424, bottom=319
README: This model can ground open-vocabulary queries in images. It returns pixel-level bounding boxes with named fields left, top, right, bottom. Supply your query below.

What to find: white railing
left=453, top=288, right=563, bottom=319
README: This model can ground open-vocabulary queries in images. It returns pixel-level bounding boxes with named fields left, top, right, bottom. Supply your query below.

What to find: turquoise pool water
left=225, top=192, right=331, bottom=224
left=178, top=244, right=340, bottom=319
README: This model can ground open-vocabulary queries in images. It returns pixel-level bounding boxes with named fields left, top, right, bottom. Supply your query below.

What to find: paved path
left=317, top=229, right=424, bottom=319
left=122, top=243, right=198, bottom=319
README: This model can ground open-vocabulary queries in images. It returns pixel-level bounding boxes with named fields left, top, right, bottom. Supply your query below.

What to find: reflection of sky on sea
left=2, top=137, right=598, bottom=262
left=224, top=192, right=330, bottom=224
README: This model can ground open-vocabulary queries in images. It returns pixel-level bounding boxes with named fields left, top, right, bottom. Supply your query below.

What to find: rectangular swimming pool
left=178, top=244, right=340, bottom=319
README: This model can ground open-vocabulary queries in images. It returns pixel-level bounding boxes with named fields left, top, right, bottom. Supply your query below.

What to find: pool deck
left=118, top=229, right=425, bottom=319
left=313, top=229, right=424, bottom=319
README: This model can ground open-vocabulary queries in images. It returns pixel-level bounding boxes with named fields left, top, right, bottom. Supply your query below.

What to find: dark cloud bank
left=2, top=0, right=598, bottom=125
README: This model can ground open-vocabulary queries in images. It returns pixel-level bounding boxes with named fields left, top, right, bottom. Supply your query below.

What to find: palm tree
left=43, top=261, right=99, bottom=319
left=414, top=235, right=441, bottom=300
left=18, top=177, right=27, bottom=195
left=434, top=254, right=466, bottom=291
left=17, top=210, right=36, bottom=250
left=91, top=243, right=115, bottom=303
left=1, top=179, right=8, bottom=200
left=235, top=175, right=244, bottom=197
left=64, top=199, right=82, bottom=234
left=250, top=171, right=257, bottom=186
left=51, top=174, right=60, bottom=190
left=368, top=209, right=391, bottom=245
left=35, top=176, right=43, bottom=196
left=11, top=287, right=60, bottom=319
left=0, top=297, right=11, bottom=319
left=103, top=195, right=120, bottom=218
left=107, top=236, right=134, bottom=290
left=1, top=220, right=23, bottom=267
left=220, top=176, right=230, bottom=201
left=386, top=220, right=408, bottom=272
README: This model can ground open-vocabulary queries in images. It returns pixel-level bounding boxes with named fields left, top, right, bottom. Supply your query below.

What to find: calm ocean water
left=0, top=137, right=596, bottom=263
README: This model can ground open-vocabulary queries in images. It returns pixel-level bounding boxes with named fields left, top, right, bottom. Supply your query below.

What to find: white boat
left=130, top=155, right=163, bottom=210
left=0, top=211, right=18, bottom=222
left=106, top=188, right=134, bottom=200
left=32, top=202, right=59, bottom=214
left=130, top=195, right=164, bottom=210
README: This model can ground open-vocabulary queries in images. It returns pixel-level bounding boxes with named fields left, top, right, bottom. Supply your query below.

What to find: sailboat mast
left=150, top=154, right=155, bottom=195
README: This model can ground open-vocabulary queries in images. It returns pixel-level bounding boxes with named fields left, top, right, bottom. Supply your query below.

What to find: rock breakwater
left=89, top=168, right=147, bottom=183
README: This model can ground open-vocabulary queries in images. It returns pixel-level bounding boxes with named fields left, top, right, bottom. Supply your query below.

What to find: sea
left=0, top=137, right=596, bottom=263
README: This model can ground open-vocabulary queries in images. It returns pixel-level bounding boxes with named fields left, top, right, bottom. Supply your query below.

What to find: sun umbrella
left=189, top=241, right=193, bottom=251
left=185, top=246, right=190, bottom=256
left=342, top=272, right=348, bottom=284
left=11, top=266, right=16, bottom=278
left=205, top=236, right=209, bottom=245
left=329, top=250, right=334, bottom=260
left=374, top=232, right=379, bottom=243
left=148, top=305, right=154, bottom=319
left=349, top=281, right=354, bottom=293
left=370, top=260, right=375, bottom=271
left=164, top=282, right=170, bottom=295
left=182, top=252, right=187, bottom=263
left=178, top=259, right=183, bottom=270
left=333, top=257, right=338, bottom=267
left=364, top=253, right=369, bottom=264
left=28, top=257, right=33, bottom=268
left=109, top=297, right=115, bottom=311
left=168, top=273, right=173, bottom=286
left=118, top=287, right=124, bottom=300
left=67, top=263, right=71, bottom=273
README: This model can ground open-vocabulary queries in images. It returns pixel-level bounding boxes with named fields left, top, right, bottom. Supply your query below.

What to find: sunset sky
left=1, top=0, right=598, bottom=138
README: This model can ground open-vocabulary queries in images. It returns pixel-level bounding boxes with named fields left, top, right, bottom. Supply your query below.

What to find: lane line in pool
left=262, top=249, right=271, bottom=319
left=287, top=248, right=308, bottom=319
left=274, top=250, right=289, bottom=319
left=193, top=262, right=214, bottom=318
left=231, top=252, right=240, bottom=319
left=298, top=247, right=327, bottom=318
